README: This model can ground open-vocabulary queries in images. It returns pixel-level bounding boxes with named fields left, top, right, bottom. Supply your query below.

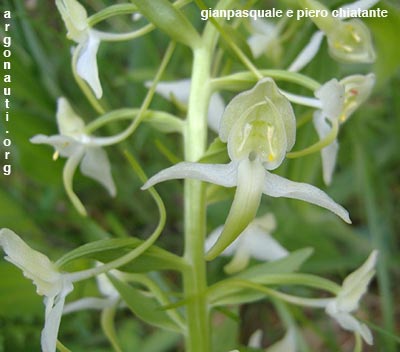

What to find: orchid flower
left=56, top=0, right=103, bottom=98
left=314, top=74, right=375, bottom=184
left=30, top=97, right=116, bottom=216
left=289, top=0, right=378, bottom=71
left=248, top=328, right=297, bottom=352
left=247, top=19, right=282, bottom=63
left=325, top=250, right=378, bottom=345
left=0, top=229, right=74, bottom=352
left=142, top=78, right=351, bottom=260
left=148, top=79, right=225, bottom=132
left=205, top=213, right=288, bottom=274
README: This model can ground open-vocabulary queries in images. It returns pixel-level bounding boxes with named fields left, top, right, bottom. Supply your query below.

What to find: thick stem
left=182, top=45, right=211, bottom=352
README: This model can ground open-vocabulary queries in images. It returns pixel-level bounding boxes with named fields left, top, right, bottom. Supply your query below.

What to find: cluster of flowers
left=1, top=0, right=380, bottom=350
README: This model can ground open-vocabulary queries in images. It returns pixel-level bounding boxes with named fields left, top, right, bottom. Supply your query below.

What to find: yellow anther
left=351, top=30, right=362, bottom=43
left=266, top=125, right=276, bottom=161
left=52, top=151, right=59, bottom=161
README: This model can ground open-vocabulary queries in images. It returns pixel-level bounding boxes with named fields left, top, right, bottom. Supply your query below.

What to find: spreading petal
left=76, top=34, right=103, bottom=99
left=313, top=112, right=339, bottom=185
left=288, top=30, right=325, bottom=72
left=80, top=147, right=116, bottom=196
left=142, top=161, right=238, bottom=189
left=263, top=171, right=351, bottom=223
left=0, top=229, right=63, bottom=297
left=30, top=134, right=81, bottom=158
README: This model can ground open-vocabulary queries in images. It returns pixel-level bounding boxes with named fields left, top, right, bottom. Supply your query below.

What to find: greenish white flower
left=313, top=74, right=375, bottom=184
left=56, top=0, right=103, bottom=98
left=143, top=78, right=351, bottom=260
left=325, top=250, right=378, bottom=345
left=0, top=229, right=74, bottom=352
left=148, top=79, right=225, bottom=132
left=290, top=0, right=377, bottom=71
left=205, top=213, right=288, bottom=274
left=283, top=73, right=374, bottom=184
left=30, top=97, right=116, bottom=216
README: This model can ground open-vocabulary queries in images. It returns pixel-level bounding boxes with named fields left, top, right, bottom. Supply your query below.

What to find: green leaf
left=56, top=238, right=186, bottom=273
left=234, top=247, right=314, bottom=281
left=131, top=0, right=201, bottom=48
left=108, top=275, right=182, bottom=332
left=208, top=248, right=314, bottom=306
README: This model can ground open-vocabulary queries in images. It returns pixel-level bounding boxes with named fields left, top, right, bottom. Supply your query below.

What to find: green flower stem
left=101, top=303, right=123, bottom=352
left=208, top=273, right=341, bottom=304
left=64, top=153, right=166, bottom=282
left=210, top=279, right=333, bottom=308
left=88, top=4, right=139, bottom=26
left=86, top=42, right=176, bottom=147
left=56, top=341, right=72, bottom=352
left=182, top=7, right=225, bottom=347
left=195, top=0, right=262, bottom=80
left=182, top=46, right=212, bottom=352
left=211, top=69, right=320, bottom=92
left=286, top=119, right=339, bottom=158
left=84, top=108, right=183, bottom=134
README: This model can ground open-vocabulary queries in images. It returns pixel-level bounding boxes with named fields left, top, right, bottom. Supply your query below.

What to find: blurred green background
left=0, top=0, right=399, bottom=351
